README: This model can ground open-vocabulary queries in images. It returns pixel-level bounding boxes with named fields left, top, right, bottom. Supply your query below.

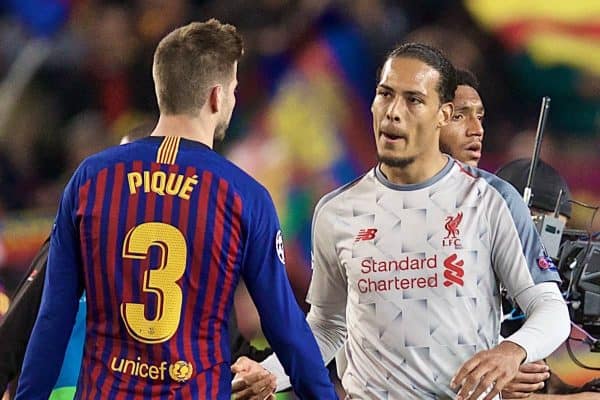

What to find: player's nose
left=386, top=98, right=404, bottom=123
left=467, top=117, right=484, bottom=137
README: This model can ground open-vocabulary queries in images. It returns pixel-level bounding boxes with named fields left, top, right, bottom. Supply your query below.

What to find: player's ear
left=209, top=85, right=223, bottom=114
left=438, top=101, right=454, bottom=128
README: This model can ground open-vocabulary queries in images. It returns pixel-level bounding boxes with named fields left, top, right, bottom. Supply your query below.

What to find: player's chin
left=461, top=154, right=480, bottom=168
left=377, top=152, right=416, bottom=168
left=377, top=143, right=410, bottom=158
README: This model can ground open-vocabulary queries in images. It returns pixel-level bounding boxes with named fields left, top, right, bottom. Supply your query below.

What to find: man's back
left=17, top=135, right=334, bottom=400
left=74, top=136, right=255, bottom=397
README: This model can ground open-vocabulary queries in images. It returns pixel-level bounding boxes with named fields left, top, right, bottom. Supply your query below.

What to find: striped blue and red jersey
left=16, top=136, right=336, bottom=400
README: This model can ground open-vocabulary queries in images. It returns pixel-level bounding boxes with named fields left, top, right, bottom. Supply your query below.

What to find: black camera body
left=556, top=232, right=600, bottom=343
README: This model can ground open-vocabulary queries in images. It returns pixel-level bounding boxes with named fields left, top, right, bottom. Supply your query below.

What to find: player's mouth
left=464, top=141, right=482, bottom=159
left=380, top=130, right=407, bottom=143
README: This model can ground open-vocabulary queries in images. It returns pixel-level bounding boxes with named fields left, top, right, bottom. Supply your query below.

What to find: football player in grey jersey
left=239, top=43, right=571, bottom=399
left=302, top=42, right=563, bottom=399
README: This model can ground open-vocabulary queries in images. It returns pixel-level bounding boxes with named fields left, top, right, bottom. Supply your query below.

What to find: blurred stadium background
left=0, top=0, right=598, bottom=396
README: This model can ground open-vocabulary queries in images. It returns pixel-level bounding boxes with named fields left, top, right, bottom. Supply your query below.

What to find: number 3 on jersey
left=120, top=222, right=186, bottom=344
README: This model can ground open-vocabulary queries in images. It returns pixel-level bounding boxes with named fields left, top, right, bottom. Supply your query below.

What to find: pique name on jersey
left=127, top=170, right=198, bottom=200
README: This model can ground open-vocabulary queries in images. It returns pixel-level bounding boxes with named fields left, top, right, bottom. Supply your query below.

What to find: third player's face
left=371, top=57, right=447, bottom=168
left=439, top=85, right=484, bottom=167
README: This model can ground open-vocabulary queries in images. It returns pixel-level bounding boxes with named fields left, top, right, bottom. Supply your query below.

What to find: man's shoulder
left=68, top=145, right=124, bottom=183
left=203, top=156, right=275, bottom=204
left=218, top=158, right=267, bottom=192
left=76, top=142, right=139, bottom=170
left=452, top=161, right=522, bottom=201
left=469, top=166, right=525, bottom=206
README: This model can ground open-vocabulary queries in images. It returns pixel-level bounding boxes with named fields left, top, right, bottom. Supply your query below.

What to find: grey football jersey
left=307, top=158, right=560, bottom=399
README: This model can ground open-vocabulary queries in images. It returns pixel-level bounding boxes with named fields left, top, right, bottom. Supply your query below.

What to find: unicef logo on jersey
left=276, top=230, right=285, bottom=265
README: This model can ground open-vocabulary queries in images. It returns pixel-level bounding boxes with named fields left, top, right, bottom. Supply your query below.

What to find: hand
left=451, top=341, right=527, bottom=400
left=501, top=361, right=550, bottom=398
left=231, top=356, right=277, bottom=400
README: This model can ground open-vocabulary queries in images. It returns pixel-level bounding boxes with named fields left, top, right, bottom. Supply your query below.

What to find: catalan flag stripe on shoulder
left=156, top=136, right=181, bottom=164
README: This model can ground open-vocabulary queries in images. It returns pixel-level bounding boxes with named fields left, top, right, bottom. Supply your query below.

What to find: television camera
left=522, top=97, right=600, bottom=369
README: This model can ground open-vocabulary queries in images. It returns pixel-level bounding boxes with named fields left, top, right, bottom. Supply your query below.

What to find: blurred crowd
left=0, top=0, right=598, bottom=342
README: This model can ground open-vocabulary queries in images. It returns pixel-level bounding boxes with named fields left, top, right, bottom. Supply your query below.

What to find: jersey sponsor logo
left=110, top=356, right=194, bottom=382
left=355, top=253, right=469, bottom=294
left=443, top=253, right=464, bottom=287
left=361, top=256, right=438, bottom=273
left=357, top=255, right=439, bottom=293
left=443, top=212, right=463, bottom=248
left=276, top=230, right=285, bottom=264
left=358, top=274, right=438, bottom=293
left=355, top=228, right=377, bottom=242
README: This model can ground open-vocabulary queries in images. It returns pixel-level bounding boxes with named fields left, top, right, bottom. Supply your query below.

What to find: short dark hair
left=153, top=19, right=243, bottom=115
left=386, top=43, right=457, bottom=104
left=456, top=69, right=479, bottom=91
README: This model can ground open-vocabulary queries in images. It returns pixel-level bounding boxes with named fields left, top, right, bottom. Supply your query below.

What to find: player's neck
left=380, top=153, right=448, bottom=185
left=151, top=114, right=214, bottom=148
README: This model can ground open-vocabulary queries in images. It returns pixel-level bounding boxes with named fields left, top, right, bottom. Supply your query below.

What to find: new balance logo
left=355, top=228, right=377, bottom=242
left=443, top=253, right=464, bottom=287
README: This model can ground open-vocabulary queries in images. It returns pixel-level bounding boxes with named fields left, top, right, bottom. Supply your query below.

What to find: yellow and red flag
left=465, top=0, right=600, bottom=76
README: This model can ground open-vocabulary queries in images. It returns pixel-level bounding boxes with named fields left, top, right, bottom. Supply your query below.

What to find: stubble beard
left=214, top=123, right=226, bottom=142
left=377, top=153, right=416, bottom=168
left=214, top=117, right=230, bottom=142
left=214, top=95, right=233, bottom=142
